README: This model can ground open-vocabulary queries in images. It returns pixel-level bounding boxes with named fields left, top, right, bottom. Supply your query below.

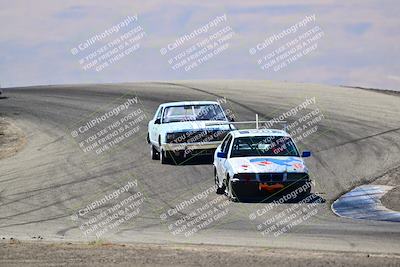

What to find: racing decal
left=249, top=157, right=303, bottom=167
left=293, top=163, right=304, bottom=169
left=241, top=164, right=250, bottom=170
left=255, top=161, right=272, bottom=166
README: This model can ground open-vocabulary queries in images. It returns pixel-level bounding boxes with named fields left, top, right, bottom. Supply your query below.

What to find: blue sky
left=0, top=0, right=399, bottom=90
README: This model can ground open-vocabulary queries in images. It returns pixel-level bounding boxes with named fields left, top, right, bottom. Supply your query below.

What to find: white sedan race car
left=147, top=101, right=234, bottom=164
left=213, top=129, right=312, bottom=201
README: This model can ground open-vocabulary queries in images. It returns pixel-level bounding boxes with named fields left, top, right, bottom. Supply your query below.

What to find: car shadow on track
left=166, top=155, right=214, bottom=165
left=236, top=193, right=325, bottom=204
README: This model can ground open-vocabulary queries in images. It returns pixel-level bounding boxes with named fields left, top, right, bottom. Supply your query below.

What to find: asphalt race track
left=1, top=81, right=400, bottom=254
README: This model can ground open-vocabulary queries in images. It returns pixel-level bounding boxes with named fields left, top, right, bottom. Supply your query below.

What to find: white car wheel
left=215, top=172, right=225, bottom=195
left=225, top=178, right=238, bottom=202
left=151, top=145, right=159, bottom=160
left=160, top=148, right=169, bottom=164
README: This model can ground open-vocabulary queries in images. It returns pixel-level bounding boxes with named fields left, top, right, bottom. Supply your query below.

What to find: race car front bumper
left=162, top=141, right=221, bottom=153
left=230, top=179, right=312, bottom=198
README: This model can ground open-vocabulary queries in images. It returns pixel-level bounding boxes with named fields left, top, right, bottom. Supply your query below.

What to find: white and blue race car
left=213, top=129, right=312, bottom=201
left=148, top=101, right=234, bottom=164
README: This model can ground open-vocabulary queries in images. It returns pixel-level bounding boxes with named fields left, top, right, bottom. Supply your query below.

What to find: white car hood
left=163, top=120, right=231, bottom=133
left=229, top=156, right=308, bottom=173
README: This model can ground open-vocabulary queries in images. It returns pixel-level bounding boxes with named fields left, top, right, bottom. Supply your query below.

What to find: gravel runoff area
left=0, top=116, right=25, bottom=160
left=1, top=241, right=400, bottom=267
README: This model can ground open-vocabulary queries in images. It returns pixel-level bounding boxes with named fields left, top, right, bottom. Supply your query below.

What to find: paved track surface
left=0, top=81, right=400, bottom=254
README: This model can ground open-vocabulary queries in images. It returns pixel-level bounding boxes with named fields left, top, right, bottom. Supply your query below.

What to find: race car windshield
left=230, top=136, right=299, bottom=157
left=162, top=104, right=226, bottom=123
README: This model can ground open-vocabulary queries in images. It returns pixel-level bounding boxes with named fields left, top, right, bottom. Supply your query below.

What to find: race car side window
left=220, top=134, right=231, bottom=152
left=223, top=135, right=233, bottom=154
left=155, top=107, right=164, bottom=122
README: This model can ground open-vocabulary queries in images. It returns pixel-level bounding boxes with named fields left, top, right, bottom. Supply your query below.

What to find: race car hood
left=163, top=120, right=231, bottom=133
left=229, top=156, right=308, bottom=173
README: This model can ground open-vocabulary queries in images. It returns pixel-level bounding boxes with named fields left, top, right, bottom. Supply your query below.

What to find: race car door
left=150, top=106, right=163, bottom=145
left=216, top=134, right=233, bottom=180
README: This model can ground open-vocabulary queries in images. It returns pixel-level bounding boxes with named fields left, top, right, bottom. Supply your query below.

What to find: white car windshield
left=230, top=136, right=299, bottom=157
left=162, top=104, right=226, bottom=123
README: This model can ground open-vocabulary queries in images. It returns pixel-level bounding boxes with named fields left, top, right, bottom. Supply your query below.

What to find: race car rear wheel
left=151, top=145, right=159, bottom=160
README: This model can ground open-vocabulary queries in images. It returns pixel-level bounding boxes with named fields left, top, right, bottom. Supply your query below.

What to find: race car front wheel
left=225, top=178, right=238, bottom=202
left=160, top=148, right=169, bottom=164
left=215, top=172, right=225, bottom=195
left=151, top=145, right=159, bottom=160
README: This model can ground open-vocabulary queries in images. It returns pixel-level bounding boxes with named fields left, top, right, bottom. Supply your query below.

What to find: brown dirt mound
left=0, top=117, right=26, bottom=160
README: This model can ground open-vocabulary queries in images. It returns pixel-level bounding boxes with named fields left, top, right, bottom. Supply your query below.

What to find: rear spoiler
left=207, top=114, right=287, bottom=131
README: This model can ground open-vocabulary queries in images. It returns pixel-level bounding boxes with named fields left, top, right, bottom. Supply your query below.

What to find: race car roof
left=160, top=101, right=220, bottom=107
left=230, top=129, right=291, bottom=138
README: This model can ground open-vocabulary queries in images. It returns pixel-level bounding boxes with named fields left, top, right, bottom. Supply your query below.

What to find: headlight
left=166, top=133, right=176, bottom=143
left=166, top=132, right=191, bottom=143
left=234, top=173, right=257, bottom=180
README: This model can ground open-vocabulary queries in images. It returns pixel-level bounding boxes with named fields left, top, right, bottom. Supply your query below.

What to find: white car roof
left=160, top=101, right=220, bottom=107
left=230, top=129, right=291, bottom=138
